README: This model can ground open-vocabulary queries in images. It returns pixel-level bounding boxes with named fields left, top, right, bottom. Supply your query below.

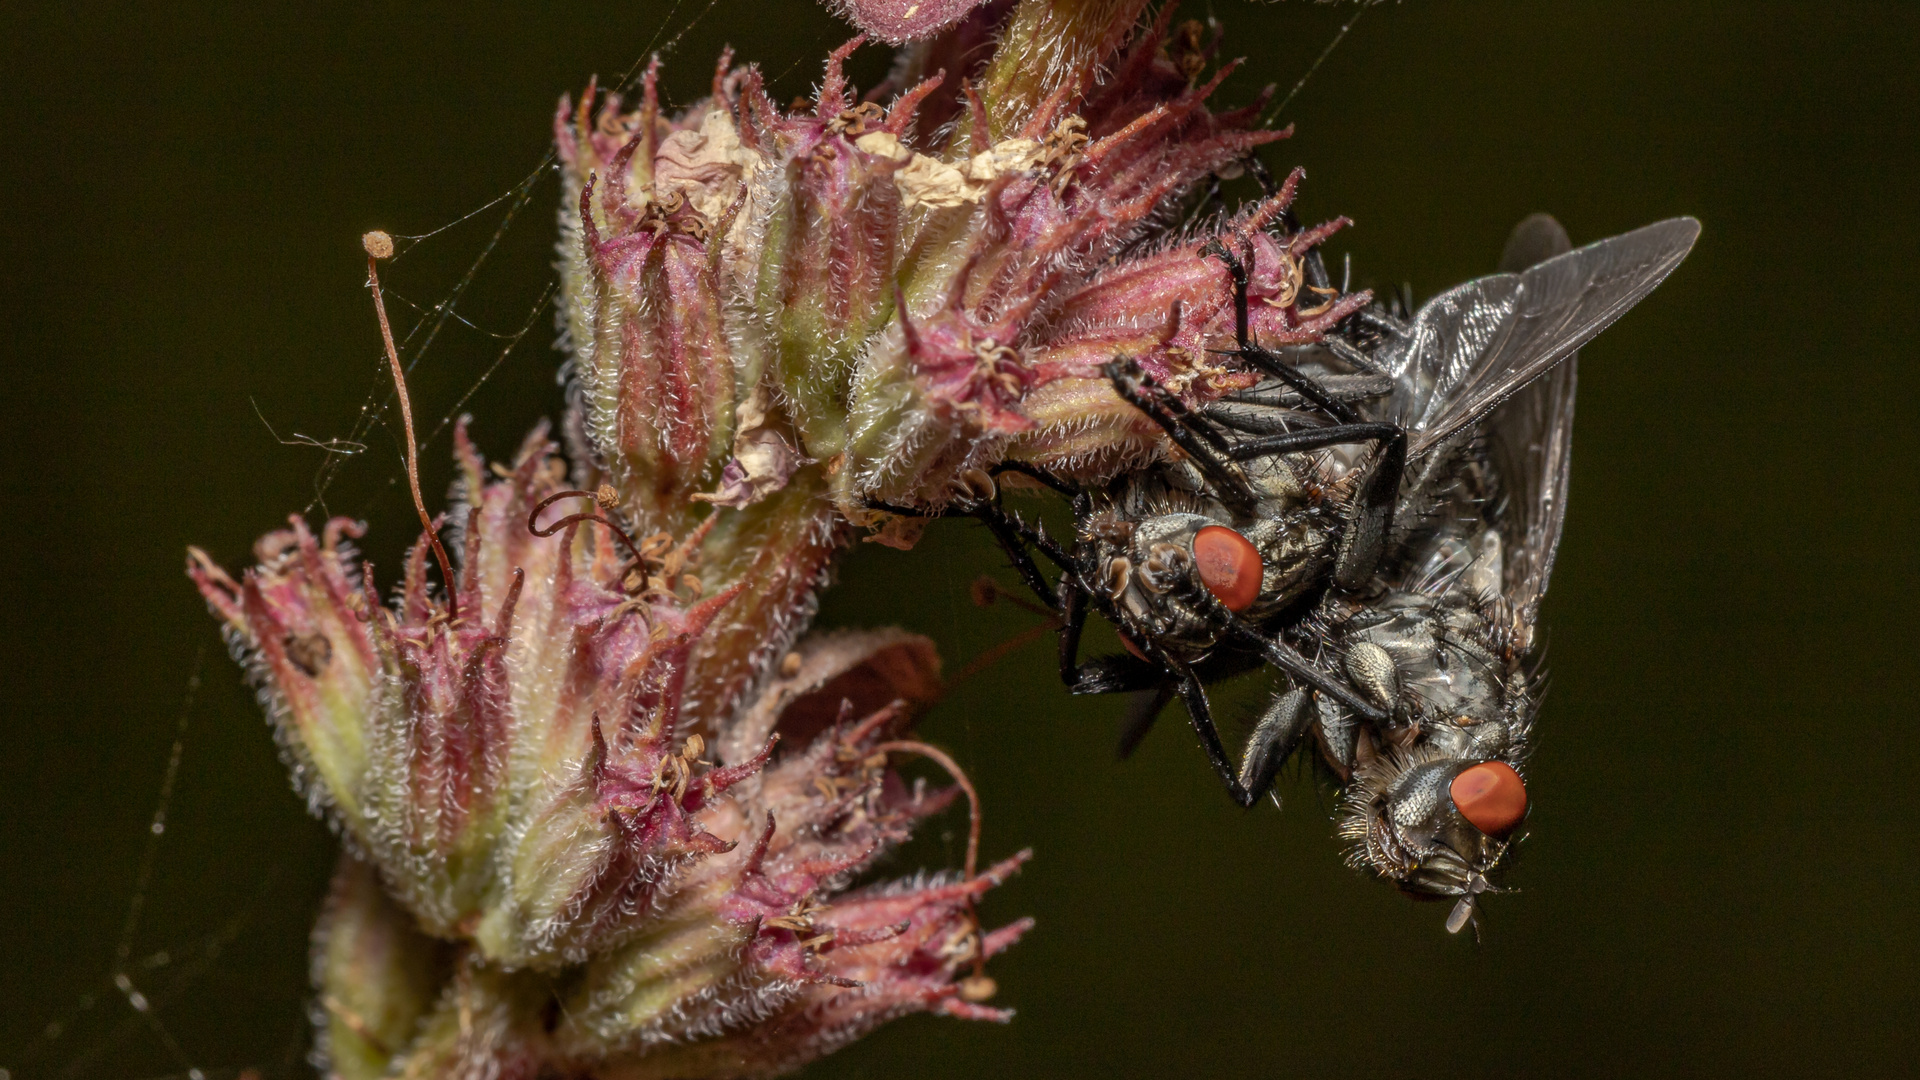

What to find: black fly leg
left=1222, top=421, right=1404, bottom=463
left=866, top=494, right=1067, bottom=612
left=1057, top=552, right=1171, bottom=696
left=1103, top=359, right=1258, bottom=510
left=1221, top=417, right=1407, bottom=586
left=1237, top=686, right=1315, bottom=799
left=1199, top=239, right=1363, bottom=424
left=1199, top=236, right=1411, bottom=588
left=940, top=477, right=1155, bottom=702
left=1057, top=565, right=1090, bottom=684
left=1218, top=615, right=1388, bottom=723
left=1332, top=426, right=1407, bottom=590
left=976, top=511, right=1062, bottom=610
left=1211, top=401, right=1408, bottom=589
left=1173, top=665, right=1261, bottom=808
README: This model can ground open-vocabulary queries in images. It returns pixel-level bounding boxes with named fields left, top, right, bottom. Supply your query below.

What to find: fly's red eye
left=1193, top=525, right=1262, bottom=612
left=1450, top=761, right=1528, bottom=837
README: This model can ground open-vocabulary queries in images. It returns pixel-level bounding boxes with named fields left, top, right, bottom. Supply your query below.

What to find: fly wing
left=1486, top=355, right=1577, bottom=651
left=1485, top=215, right=1576, bottom=647
left=1380, top=217, right=1700, bottom=458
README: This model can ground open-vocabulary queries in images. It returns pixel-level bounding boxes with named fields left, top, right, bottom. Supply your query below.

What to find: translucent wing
left=1487, top=354, right=1576, bottom=650
left=1377, top=217, right=1700, bottom=458
left=1485, top=216, right=1576, bottom=644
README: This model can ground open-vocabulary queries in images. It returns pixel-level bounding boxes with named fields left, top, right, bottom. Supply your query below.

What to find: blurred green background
left=2, top=1, right=1914, bottom=1076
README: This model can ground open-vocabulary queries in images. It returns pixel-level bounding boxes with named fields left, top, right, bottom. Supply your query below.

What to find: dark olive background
left=3, top=1, right=1914, bottom=1077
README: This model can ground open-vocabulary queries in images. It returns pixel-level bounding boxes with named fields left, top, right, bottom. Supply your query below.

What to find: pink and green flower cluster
left=193, top=2, right=1365, bottom=1076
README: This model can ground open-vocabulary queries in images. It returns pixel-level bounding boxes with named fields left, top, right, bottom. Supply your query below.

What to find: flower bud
left=197, top=3, right=1376, bottom=1073
left=310, top=856, right=449, bottom=1080
left=197, top=427, right=1020, bottom=1077
left=552, top=4, right=1363, bottom=536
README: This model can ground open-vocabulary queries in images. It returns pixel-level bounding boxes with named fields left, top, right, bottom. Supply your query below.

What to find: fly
left=874, top=212, right=1698, bottom=927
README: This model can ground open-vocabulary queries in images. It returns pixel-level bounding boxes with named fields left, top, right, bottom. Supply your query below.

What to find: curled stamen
left=871, top=738, right=993, bottom=986
left=527, top=489, right=648, bottom=568
left=365, top=231, right=458, bottom=622
left=870, top=740, right=980, bottom=881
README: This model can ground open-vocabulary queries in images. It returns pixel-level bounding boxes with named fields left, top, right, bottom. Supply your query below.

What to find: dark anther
left=528, top=489, right=648, bottom=567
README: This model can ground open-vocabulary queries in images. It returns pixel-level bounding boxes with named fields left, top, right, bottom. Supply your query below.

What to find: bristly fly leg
left=865, top=494, right=1068, bottom=611
left=871, top=489, right=1155, bottom=709
left=1215, top=413, right=1408, bottom=588
left=1237, top=686, right=1316, bottom=799
left=1222, top=421, right=1405, bottom=463
left=1199, top=237, right=1364, bottom=425
left=1102, top=358, right=1259, bottom=511
left=1173, top=664, right=1265, bottom=808
left=1219, top=613, right=1388, bottom=723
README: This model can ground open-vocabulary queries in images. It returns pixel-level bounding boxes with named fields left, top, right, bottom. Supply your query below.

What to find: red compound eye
left=1193, top=525, right=1262, bottom=612
left=1450, top=761, right=1528, bottom=837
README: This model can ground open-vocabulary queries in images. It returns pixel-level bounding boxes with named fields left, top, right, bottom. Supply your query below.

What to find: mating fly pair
left=884, top=211, right=1699, bottom=931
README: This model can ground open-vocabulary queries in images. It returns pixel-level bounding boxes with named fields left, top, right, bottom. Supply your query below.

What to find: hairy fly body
left=878, top=214, right=1698, bottom=925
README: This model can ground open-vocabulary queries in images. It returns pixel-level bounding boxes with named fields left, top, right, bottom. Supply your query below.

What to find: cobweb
left=5, top=3, right=1371, bottom=1075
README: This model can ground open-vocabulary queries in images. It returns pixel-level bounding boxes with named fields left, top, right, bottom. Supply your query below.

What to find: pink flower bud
left=200, top=4, right=1373, bottom=1073
left=196, top=427, right=1022, bottom=1076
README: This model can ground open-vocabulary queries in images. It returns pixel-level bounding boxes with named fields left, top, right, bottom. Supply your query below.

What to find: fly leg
left=864, top=492, right=1068, bottom=612
left=1197, top=239, right=1411, bottom=589
left=1172, top=664, right=1263, bottom=808
left=1332, top=425, right=1407, bottom=590
left=1216, top=613, right=1388, bottom=724
left=1237, top=686, right=1316, bottom=800
left=1219, top=420, right=1408, bottom=589
left=1222, top=422, right=1404, bottom=462
left=1052, top=542, right=1172, bottom=696
left=1200, top=237, right=1366, bottom=424
left=890, top=473, right=1162, bottom=702
left=1103, top=358, right=1258, bottom=511
left=1056, top=559, right=1091, bottom=684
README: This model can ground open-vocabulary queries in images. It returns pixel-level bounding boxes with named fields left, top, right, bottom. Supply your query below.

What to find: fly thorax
left=1427, top=715, right=1513, bottom=758
left=1243, top=454, right=1308, bottom=501
left=1240, top=515, right=1329, bottom=614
